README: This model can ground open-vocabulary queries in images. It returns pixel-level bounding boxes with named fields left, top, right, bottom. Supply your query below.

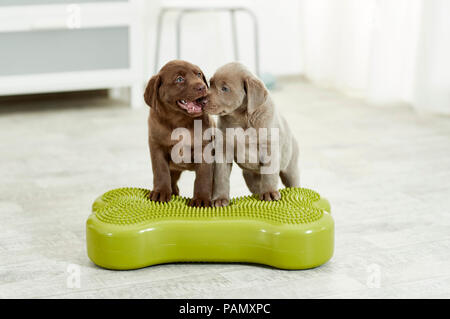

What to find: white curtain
left=299, top=0, right=450, bottom=114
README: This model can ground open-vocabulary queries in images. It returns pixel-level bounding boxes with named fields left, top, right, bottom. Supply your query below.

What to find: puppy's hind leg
left=259, top=172, right=281, bottom=201
left=242, top=170, right=261, bottom=194
left=280, top=139, right=300, bottom=187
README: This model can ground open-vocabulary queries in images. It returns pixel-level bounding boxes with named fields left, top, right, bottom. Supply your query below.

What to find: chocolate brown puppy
left=144, top=60, right=213, bottom=207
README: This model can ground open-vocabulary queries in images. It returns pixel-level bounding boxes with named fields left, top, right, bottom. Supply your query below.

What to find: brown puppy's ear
left=244, top=77, right=267, bottom=114
left=144, top=74, right=161, bottom=108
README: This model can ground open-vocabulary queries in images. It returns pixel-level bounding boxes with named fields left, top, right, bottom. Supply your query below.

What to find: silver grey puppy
left=204, top=62, right=300, bottom=207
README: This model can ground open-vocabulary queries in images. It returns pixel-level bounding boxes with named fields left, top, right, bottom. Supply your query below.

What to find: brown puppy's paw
left=213, top=198, right=230, bottom=207
left=259, top=191, right=281, bottom=201
left=148, top=189, right=172, bottom=202
left=172, top=185, right=180, bottom=196
left=189, top=197, right=212, bottom=207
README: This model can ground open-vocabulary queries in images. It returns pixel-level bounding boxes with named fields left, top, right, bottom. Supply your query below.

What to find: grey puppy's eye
left=175, top=76, right=184, bottom=83
left=222, top=86, right=229, bottom=92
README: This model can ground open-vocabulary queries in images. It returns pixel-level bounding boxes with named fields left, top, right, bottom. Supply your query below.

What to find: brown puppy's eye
left=222, top=86, right=230, bottom=92
left=175, top=76, right=184, bottom=83
left=197, top=72, right=202, bottom=78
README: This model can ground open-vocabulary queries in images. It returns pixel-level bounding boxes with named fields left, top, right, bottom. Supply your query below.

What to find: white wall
left=141, top=0, right=304, bottom=79
left=297, top=0, right=450, bottom=113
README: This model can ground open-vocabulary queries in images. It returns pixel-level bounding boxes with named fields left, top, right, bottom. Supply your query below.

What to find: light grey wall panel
left=0, top=27, right=129, bottom=76
left=0, top=0, right=127, bottom=5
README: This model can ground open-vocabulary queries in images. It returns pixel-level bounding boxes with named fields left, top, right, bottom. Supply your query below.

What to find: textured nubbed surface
left=93, top=187, right=325, bottom=225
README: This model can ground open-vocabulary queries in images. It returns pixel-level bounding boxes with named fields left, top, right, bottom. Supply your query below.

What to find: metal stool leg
left=154, top=8, right=167, bottom=74
left=230, top=9, right=239, bottom=61
left=176, top=10, right=188, bottom=59
left=241, top=8, right=260, bottom=77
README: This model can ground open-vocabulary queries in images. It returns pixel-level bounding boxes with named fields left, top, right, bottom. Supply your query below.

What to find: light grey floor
left=1, top=80, right=449, bottom=298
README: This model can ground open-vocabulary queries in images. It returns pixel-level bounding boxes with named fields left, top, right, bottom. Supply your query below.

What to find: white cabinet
left=0, top=0, right=145, bottom=108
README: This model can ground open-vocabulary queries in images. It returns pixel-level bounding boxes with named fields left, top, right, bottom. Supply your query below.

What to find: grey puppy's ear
left=144, top=74, right=161, bottom=108
left=244, top=76, right=268, bottom=114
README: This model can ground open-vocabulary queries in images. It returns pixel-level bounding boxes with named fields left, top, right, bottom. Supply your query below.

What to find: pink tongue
left=185, top=101, right=202, bottom=114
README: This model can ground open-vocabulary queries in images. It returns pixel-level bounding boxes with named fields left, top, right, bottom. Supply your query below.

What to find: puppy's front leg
left=212, top=162, right=232, bottom=207
left=190, top=162, right=213, bottom=207
left=149, top=143, right=172, bottom=202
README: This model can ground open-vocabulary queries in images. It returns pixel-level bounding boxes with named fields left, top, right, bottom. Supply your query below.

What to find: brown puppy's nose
left=200, top=97, right=209, bottom=107
left=194, top=84, right=206, bottom=93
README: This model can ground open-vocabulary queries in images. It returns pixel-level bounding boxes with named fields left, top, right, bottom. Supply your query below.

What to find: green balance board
left=86, top=187, right=334, bottom=270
